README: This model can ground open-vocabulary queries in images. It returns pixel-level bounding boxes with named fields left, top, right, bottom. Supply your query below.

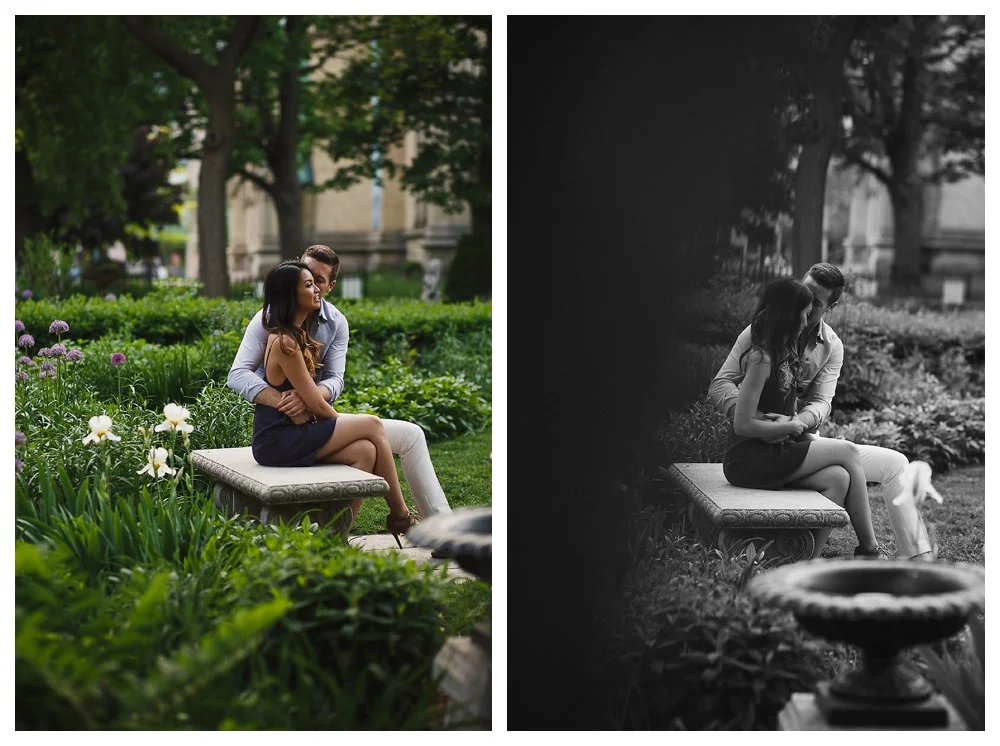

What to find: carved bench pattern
left=668, top=463, right=850, bottom=565
left=192, top=447, right=389, bottom=537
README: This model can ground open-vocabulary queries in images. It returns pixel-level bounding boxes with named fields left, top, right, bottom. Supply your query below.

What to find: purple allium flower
left=17, top=334, right=35, bottom=349
left=15, top=320, right=25, bottom=333
left=15, top=458, right=24, bottom=473
left=15, top=431, right=26, bottom=446
left=110, top=352, right=127, bottom=366
left=37, top=347, right=52, bottom=358
left=21, top=289, right=33, bottom=300
left=105, top=293, right=117, bottom=301
left=50, top=343, right=67, bottom=357
left=40, top=361, right=56, bottom=374
left=66, top=349, right=84, bottom=362
left=37, top=370, right=48, bottom=379
left=49, top=320, right=70, bottom=335
left=16, top=370, right=29, bottom=381
left=17, top=355, right=35, bottom=367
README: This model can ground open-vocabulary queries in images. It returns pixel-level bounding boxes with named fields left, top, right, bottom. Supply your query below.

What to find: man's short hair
left=805, top=262, right=846, bottom=305
left=301, top=244, right=341, bottom=281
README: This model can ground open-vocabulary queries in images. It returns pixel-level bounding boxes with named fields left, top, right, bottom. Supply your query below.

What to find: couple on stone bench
left=226, top=245, right=451, bottom=548
left=709, top=262, right=933, bottom=561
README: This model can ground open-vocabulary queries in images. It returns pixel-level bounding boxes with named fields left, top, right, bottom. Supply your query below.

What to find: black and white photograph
left=507, top=13, right=986, bottom=731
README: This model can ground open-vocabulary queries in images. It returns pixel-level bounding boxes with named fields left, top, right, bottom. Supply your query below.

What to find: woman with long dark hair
left=723, top=277, right=885, bottom=558
left=252, top=261, right=418, bottom=544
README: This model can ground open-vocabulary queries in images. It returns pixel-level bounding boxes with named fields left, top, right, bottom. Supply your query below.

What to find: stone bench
left=192, top=447, right=389, bottom=537
left=666, top=463, right=850, bottom=565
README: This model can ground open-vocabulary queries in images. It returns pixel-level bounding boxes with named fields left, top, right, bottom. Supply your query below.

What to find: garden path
left=349, top=533, right=478, bottom=581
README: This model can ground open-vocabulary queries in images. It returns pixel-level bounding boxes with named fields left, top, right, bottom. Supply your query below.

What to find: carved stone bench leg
left=215, top=484, right=355, bottom=538
left=687, top=503, right=720, bottom=548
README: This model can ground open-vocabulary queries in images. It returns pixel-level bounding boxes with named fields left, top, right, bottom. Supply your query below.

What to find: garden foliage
left=660, top=284, right=984, bottom=473
left=610, top=502, right=842, bottom=730
left=14, top=295, right=493, bottom=729
left=16, top=290, right=491, bottom=348
left=632, top=278, right=986, bottom=731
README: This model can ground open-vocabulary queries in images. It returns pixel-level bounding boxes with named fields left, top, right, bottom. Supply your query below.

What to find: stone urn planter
left=748, top=558, right=985, bottom=727
left=407, top=507, right=491, bottom=729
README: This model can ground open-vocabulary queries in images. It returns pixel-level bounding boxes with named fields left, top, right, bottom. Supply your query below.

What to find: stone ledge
left=192, top=447, right=389, bottom=505
left=668, top=463, right=849, bottom=529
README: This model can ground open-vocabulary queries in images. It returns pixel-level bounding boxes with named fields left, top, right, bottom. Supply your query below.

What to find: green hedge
left=15, top=524, right=447, bottom=729
left=611, top=508, right=841, bottom=729
left=15, top=292, right=492, bottom=348
left=681, top=283, right=984, bottom=365
left=656, top=394, right=984, bottom=474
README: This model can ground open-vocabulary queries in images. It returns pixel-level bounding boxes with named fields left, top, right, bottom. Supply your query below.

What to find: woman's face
left=796, top=303, right=810, bottom=335
left=296, top=269, right=322, bottom=313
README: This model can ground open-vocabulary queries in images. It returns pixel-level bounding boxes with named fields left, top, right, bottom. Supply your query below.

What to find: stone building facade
left=836, top=170, right=984, bottom=299
left=182, top=137, right=470, bottom=284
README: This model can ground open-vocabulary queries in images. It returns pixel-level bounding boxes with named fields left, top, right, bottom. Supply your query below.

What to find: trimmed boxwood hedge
left=15, top=293, right=492, bottom=349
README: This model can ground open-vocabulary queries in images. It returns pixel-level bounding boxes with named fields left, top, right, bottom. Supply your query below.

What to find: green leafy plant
left=16, top=293, right=491, bottom=348
left=655, top=398, right=730, bottom=464
left=913, top=613, right=985, bottom=730
left=822, top=396, right=985, bottom=472
left=610, top=527, right=843, bottom=729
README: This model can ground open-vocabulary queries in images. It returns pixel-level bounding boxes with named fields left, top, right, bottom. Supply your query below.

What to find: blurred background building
left=179, top=141, right=470, bottom=283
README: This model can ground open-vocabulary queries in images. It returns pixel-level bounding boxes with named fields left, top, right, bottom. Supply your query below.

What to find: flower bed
left=14, top=304, right=492, bottom=729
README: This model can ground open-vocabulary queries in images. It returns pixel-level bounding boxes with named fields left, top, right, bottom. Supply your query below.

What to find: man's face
left=802, top=276, right=837, bottom=330
left=301, top=256, right=336, bottom=298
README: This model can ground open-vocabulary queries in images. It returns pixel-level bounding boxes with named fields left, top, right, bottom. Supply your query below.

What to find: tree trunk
left=792, top=138, right=834, bottom=275
left=273, top=178, right=304, bottom=262
left=270, top=15, right=305, bottom=262
left=889, top=181, right=924, bottom=290
left=122, top=16, right=260, bottom=298
left=790, top=17, right=860, bottom=275
left=197, top=84, right=236, bottom=298
left=885, top=17, right=932, bottom=293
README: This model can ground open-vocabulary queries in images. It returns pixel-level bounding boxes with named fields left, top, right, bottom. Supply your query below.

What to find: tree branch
left=841, top=145, right=892, bottom=185
left=233, top=165, right=275, bottom=196
left=218, top=16, right=262, bottom=70
left=122, top=17, right=211, bottom=84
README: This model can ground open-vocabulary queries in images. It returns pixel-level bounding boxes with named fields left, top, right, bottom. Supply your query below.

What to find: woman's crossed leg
left=779, top=439, right=880, bottom=554
left=315, top=413, right=411, bottom=521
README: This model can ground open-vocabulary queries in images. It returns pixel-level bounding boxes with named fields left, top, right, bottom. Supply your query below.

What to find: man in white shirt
left=227, top=244, right=452, bottom=518
left=708, top=262, right=932, bottom=560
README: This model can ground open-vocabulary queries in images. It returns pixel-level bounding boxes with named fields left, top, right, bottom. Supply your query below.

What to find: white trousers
left=382, top=419, right=453, bottom=517
left=812, top=437, right=932, bottom=558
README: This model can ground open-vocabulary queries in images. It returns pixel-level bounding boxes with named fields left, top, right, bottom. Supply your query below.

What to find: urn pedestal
left=749, top=559, right=985, bottom=730
left=407, top=507, right=492, bottom=729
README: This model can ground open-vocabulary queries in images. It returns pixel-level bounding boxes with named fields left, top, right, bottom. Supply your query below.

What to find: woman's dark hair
left=739, top=277, right=813, bottom=384
left=262, top=260, right=323, bottom=376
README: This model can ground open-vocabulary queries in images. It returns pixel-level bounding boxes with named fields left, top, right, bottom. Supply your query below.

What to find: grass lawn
left=349, top=425, right=492, bottom=636
left=351, top=425, right=492, bottom=534
left=819, top=465, right=984, bottom=566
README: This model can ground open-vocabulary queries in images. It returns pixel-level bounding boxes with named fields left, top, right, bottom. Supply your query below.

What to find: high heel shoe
left=387, top=509, right=421, bottom=549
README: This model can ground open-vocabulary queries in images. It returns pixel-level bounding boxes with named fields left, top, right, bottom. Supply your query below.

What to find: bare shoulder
left=268, top=332, right=299, bottom=357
